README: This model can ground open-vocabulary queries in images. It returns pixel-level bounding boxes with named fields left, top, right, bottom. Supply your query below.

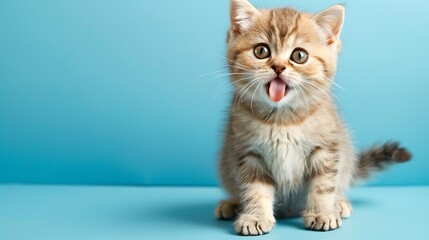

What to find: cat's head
left=227, top=0, right=344, bottom=112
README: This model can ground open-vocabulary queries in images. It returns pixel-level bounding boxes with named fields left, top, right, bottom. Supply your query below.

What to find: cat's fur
left=215, top=0, right=412, bottom=235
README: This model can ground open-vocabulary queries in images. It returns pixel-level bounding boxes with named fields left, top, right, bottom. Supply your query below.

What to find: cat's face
left=227, top=0, right=344, bottom=111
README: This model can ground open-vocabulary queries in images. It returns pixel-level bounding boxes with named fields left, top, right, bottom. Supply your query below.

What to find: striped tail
left=355, top=142, right=412, bottom=180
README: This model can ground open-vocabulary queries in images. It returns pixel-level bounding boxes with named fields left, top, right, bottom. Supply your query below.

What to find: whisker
left=214, top=53, right=252, bottom=70
left=198, top=65, right=252, bottom=80
left=197, top=68, right=229, bottom=79
left=294, top=83, right=310, bottom=115
left=211, top=75, right=260, bottom=101
left=234, top=79, right=257, bottom=107
left=251, top=81, right=264, bottom=113
left=210, top=78, right=250, bottom=102
left=323, top=76, right=346, bottom=92
left=308, top=81, right=342, bottom=106
left=209, top=72, right=252, bottom=80
left=301, top=80, right=338, bottom=107
left=238, top=78, right=261, bottom=102
left=234, top=77, right=263, bottom=108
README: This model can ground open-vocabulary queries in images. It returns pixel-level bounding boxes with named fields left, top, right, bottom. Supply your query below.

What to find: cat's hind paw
left=215, top=199, right=238, bottom=220
left=336, top=198, right=353, bottom=218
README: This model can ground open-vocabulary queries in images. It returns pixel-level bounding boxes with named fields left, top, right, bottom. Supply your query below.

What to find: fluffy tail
left=355, top=142, right=412, bottom=180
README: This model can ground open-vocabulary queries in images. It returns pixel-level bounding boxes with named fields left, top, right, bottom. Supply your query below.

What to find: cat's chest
left=253, top=125, right=310, bottom=191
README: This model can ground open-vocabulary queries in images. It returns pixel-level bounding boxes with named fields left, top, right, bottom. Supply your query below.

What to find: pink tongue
left=268, top=78, right=286, bottom=102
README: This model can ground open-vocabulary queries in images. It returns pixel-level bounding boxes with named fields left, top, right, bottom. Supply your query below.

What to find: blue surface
left=0, top=185, right=428, bottom=240
left=0, top=0, right=427, bottom=186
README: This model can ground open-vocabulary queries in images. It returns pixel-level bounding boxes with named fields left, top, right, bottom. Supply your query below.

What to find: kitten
left=215, top=0, right=412, bottom=235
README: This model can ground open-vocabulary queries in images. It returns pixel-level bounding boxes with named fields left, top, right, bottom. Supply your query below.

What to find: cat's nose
left=272, top=65, right=286, bottom=74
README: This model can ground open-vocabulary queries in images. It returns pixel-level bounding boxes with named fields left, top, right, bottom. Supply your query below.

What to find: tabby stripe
left=313, top=55, right=331, bottom=77
left=308, top=146, right=322, bottom=159
left=288, top=13, right=301, bottom=36
left=315, top=186, right=336, bottom=194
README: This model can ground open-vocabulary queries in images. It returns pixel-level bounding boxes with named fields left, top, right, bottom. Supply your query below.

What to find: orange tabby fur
left=215, top=0, right=411, bottom=235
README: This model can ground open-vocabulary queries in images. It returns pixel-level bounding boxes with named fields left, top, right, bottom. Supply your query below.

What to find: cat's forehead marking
left=266, top=8, right=302, bottom=52
left=268, top=11, right=280, bottom=51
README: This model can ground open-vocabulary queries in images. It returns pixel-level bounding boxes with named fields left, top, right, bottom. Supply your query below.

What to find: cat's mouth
left=266, top=77, right=290, bottom=102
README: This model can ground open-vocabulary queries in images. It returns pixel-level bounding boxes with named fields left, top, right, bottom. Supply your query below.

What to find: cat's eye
left=253, top=43, right=271, bottom=59
left=290, top=48, right=309, bottom=64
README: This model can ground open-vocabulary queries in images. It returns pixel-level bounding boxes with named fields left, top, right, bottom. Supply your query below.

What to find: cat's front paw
left=235, top=213, right=275, bottom=236
left=303, top=211, right=342, bottom=231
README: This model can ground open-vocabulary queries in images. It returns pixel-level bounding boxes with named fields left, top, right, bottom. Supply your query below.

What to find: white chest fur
left=252, top=124, right=310, bottom=195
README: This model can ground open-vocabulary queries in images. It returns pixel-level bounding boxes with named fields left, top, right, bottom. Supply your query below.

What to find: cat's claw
left=235, top=214, right=275, bottom=236
left=303, top=211, right=342, bottom=231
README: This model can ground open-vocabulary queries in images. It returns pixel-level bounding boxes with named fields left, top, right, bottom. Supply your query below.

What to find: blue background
left=0, top=0, right=427, bottom=186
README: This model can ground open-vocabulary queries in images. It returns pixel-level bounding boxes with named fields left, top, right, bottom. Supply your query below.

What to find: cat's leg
left=216, top=147, right=241, bottom=220
left=303, top=149, right=342, bottom=231
left=335, top=138, right=355, bottom=219
left=336, top=195, right=352, bottom=218
left=234, top=154, right=276, bottom=236
left=215, top=198, right=239, bottom=220
left=235, top=182, right=276, bottom=235
left=303, top=176, right=341, bottom=231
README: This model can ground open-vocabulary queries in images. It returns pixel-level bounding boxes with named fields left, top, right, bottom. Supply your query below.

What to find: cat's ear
left=230, top=0, right=260, bottom=34
left=313, top=5, right=345, bottom=45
